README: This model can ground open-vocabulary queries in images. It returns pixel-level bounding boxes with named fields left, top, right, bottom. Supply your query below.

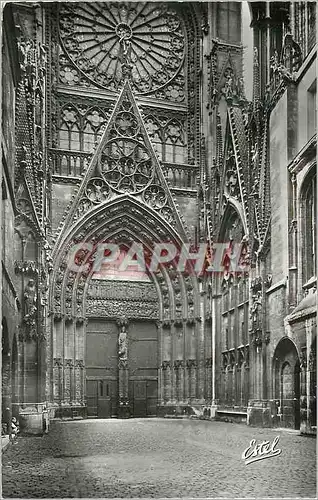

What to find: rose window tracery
left=85, top=178, right=109, bottom=203
left=100, top=138, right=154, bottom=194
left=142, top=184, right=167, bottom=209
left=114, top=111, right=140, bottom=137
left=58, top=2, right=185, bottom=94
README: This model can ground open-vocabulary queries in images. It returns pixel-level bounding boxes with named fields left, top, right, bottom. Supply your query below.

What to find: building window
left=217, top=2, right=241, bottom=44
left=294, top=2, right=316, bottom=60
left=57, top=106, right=106, bottom=152
left=308, top=2, right=316, bottom=53
left=219, top=207, right=249, bottom=352
left=307, top=80, right=317, bottom=140
left=302, top=170, right=317, bottom=283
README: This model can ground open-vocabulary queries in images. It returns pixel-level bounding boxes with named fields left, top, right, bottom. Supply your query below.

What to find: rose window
left=58, top=2, right=185, bottom=94
left=100, top=139, right=154, bottom=194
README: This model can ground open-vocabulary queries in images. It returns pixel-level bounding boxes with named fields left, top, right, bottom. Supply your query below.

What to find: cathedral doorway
left=85, top=277, right=159, bottom=418
left=273, top=337, right=300, bottom=429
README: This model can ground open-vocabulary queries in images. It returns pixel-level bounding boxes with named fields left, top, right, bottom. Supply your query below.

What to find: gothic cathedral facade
left=1, top=2, right=316, bottom=434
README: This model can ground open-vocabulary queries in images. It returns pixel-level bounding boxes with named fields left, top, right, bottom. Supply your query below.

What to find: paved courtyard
left=2, top=418, right=316, bottom=498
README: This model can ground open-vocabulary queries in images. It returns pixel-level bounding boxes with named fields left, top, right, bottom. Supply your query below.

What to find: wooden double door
left=86, top=378, right=158, bottom=418
left=129, top=379, right=158, bottom=417
left=85, top=319, right=158, bottom=418
left=86, top=379, right=118, bottom=418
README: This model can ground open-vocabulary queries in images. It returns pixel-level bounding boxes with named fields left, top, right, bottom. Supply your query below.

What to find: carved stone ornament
left=174, top=359, right=184, bottom=370
left=161, top=360, right=171, bottom=370
left=187, top=358, right=197, bottom=368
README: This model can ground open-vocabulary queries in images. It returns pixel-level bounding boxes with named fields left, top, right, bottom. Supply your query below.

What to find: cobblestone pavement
left=2, top=418, right=316, bottom=498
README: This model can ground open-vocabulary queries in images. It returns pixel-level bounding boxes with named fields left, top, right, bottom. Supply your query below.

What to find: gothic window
left=307, top=80, right=316, bottom=140
left=308, top=2, right=316, bottom=52
left=143, top=115, right=186, bottom=164
left=144, top=115, right=163, bottom=160
left=59, top=106, right=80, bottom=150
left=58, top=105, right=106, bottom=152
left=164, top=119, right=185, bottom=164
left=58, top=3, right=186, bottom=95
left=301, top=170, right=317, bottom=284
left=294, top=2, right=316, bottom=59
left=52, top=2, right=200, bottom=177
left=216, top=2, right=241, bottom=44
left=83, top=109, right=106, bottom=152
left=219, top=207, right=248, bottom=354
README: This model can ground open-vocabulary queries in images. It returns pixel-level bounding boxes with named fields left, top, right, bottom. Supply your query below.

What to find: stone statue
left=24, top=279, right=37, bottom=317
left=250, top=291, right=262, bottom=331
left=120, top=37, right=133, bottom=79
left=118, top=323, right=128, bottom=360
left=224, top=74, right=234, bottom=99
left=23, top=279, right=37, bottom=338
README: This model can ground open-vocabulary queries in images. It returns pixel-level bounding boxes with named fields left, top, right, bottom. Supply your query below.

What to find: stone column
left=117, top=317, right=130, bottom=418
left=64, top=359, right=73, bottom=405
left=173, top=360, right=183, bottom=402
left=156, top=321, right=163, bottom=403
left=179, top=361, right=185, bottom=402
left=188, top=359, right=197, bottom=401
left=308, top=338, right=316, bottom=432
left=75, top=359, right=84, bottom=405
left=161, top=361, right=171, bottom=402
left=205, top=357, right=212, bottom=402
left=299, top=348, right=307, bottom=432
left=197, top=283, right=206, bottom=402
left=184, top=361, right=190, bottom=401
left=53, top=357, right=62, bottom=405
left=170, top=324, right=177, bottom=403
left=161, top=321, right=172, bottom=402
left=118, top=359, right=129, bottom=415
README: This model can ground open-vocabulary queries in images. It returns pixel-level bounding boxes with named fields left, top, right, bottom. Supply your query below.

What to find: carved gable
left=53, top=81, right=191, bottom=250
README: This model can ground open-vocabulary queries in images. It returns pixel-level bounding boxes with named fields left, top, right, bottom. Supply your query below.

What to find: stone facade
left=1, top=2, right=316, bottom=434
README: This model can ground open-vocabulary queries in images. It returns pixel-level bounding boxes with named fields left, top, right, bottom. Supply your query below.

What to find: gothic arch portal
left=47, top=1, right=206, bottom=419
left=216, top=204, right=250, bottom=408
left=273, top=337, right=300, bottom=429
left=49, top=196, right=201, bottom=418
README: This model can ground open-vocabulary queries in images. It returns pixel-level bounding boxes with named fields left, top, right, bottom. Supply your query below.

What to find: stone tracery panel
left=57, top=103, right=108, bottom=152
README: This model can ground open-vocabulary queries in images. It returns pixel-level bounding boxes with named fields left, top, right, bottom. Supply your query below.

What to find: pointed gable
left=53, top=81, right=191, bottom=247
